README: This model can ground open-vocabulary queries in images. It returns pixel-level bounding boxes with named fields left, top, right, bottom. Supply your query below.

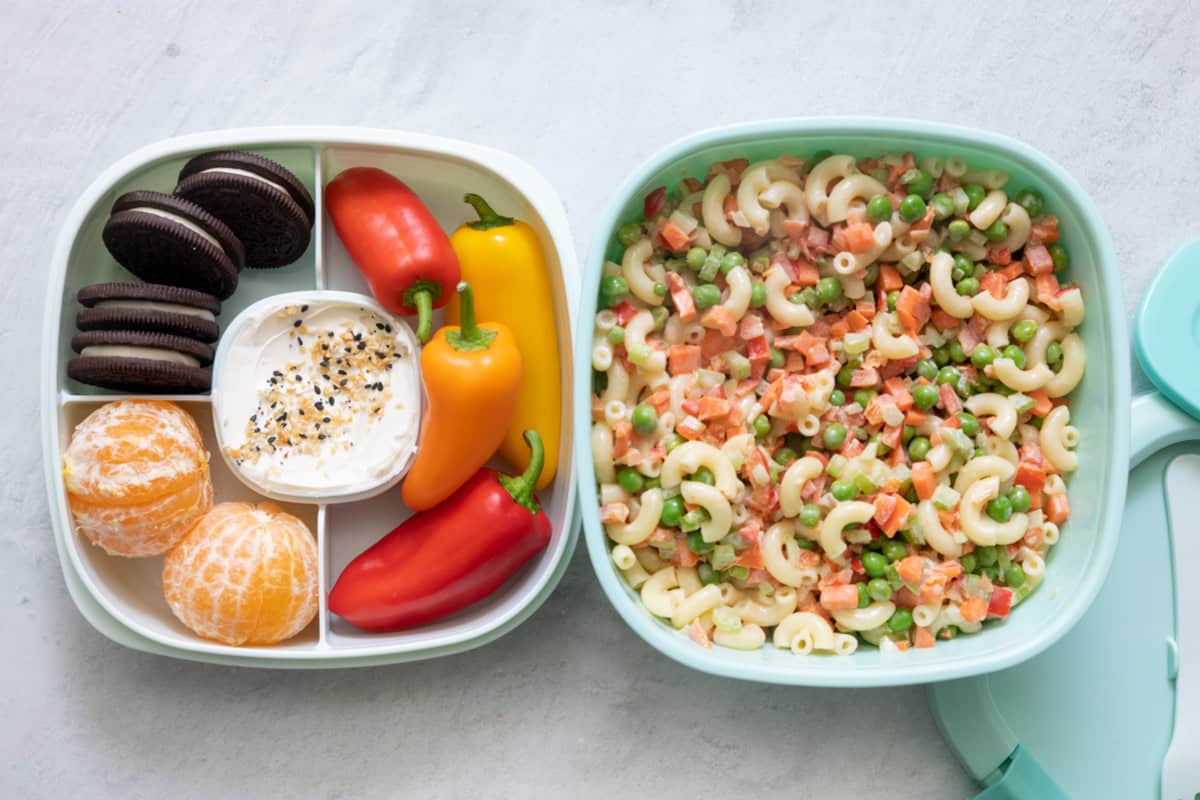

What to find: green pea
left=798, top=504, right=822, bottom=528
left=1002, top=344, right=1027, bottom=369
left=971, top=344, right=997, bottom=368
left=984, top=219, right=1009, bottom=242
left=937, top=365, right=960, bottom=385
left=888, top=608, right=914, bottom=632
left=836, top=365, right=854, bottom=387
left=933, top=346, right=950, bottom=367
left=853, top=389, right=875, bottom=408
left=908, top=436, right=931, bottom=461
left=916, top=359, right=939, bottom=381
left=955, top=375, right=974, bottom=400
left=886, top=290, right=899, bottom=311
left=823, top=422, right=848, bottom=450
left=770, top=346, right=786, bottom=369
left=964, top=183, right=986, bottom=210
left=957, top=412, right=980, bottom=437
left=652, top=281, right=667, bottom=297
left=1005, top=564, right=1026, bottom=588
left=982, top=565, right=1000, bottom=583
left=1014, top=187, right=1045, bottom=218
left=687, top=531, right=713, bottom=554
left=902, top=424, right=916, bottom=444
left=773, top=447, right=798, bottom=466
left=749, top=281, right=767, bottom=308
left=956, top=277, right=980, bottom=296
left=651, top=305, right=669, bottom=329
left=693, top=283, right=722, bottom=309
left=974, top=447, right=988, bottom=458
left=950, top=253, right=972, bottom=273
left=616, top=221, right=643, bottom=247
left=686, top=246, right=707, bottom=270
left=643, top=477, right=660, bottom=490
left=868, top=577, right=893, bottom=601
left=796, top=287, right=817, bottom=308
left=899, top=194, right=927, bottom=222
left=901, top=168, right=934, bottom=198
left=816, top=276, right=843, bottom=304
left=1011, top=319, right=1037, bottom=343
left=660, top=495, right=686, bottom=527
left=882, top=539, right=909, bottom=563
left=867, top=194, right=893, bottom=222
left=721, top=252, right=745, bottom=274
left=959, top=552, right=978, bottom=574
left=857, top=582, right=871, bottom=608
left=931, top=193, right=956, bottom=219
left=752, top=414, right=772, bottom=441
left=830, top=479, right=857, bottom=501
left=598, top=275, right=629, bottom=308
left=987, top=495, right=1013, bottom=522
left=912, top=384, right=939, bottom=411
left=862, top=551, right=888, bottom=578
left=606, top=326, right=625, bottom=345
left=829, top=389, right=846, bottom=407
left=948, top=340, right=966, bottom=364
left=697, top=563, right=719, bottom=585
left=794, top=537, right=818, bottom=551
left=617, top=467, right=644, bottom=493
left=691, top=466, right=716, bottom=486
left=1046, top=341, right=1063, bottom=367
left=1049, top=243, right=1070, bottom=272
left=631, top=403, right=657, bottom=435
left=947, top=219, right=971, bottom=241
left=1009, top=485, right=1032, bottom=513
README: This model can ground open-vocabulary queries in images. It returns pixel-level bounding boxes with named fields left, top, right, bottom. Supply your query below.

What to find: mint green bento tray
left=43, top=127, right=580, bottom=668
left=574, top=118, right=1130, bottom=687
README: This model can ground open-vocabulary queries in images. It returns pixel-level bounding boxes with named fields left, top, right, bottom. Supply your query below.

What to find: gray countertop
left=4, top=1, right=1193, bottom=797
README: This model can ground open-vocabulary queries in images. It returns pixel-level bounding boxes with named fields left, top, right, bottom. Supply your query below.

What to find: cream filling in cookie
left=199, top=166, right=292, bottom=197
left=93, top=300, right=216, bottom=322
left=80, top=345, right=202, bottom=367
left=132, top=206, right=226, bottom=254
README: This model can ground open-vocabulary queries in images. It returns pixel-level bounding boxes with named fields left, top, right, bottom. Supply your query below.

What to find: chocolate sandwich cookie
left=102, top=191, right=243, bottom=299
left=67, top=331, right=213, bottom=392
left=175, top=151, right=314, bottom=269
left=76, top=282, right=221, bottom=343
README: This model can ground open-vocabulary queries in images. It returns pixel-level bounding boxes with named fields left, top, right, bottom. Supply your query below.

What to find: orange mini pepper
left=401, top=282, right=522, bottom=511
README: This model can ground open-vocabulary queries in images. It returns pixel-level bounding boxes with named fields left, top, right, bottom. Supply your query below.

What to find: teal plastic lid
left=931, top=240, right=1200, bottom=797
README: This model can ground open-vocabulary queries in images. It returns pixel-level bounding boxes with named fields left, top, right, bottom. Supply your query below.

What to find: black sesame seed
left=293, top=320, right=302, bottom=328
left=301, top=305, right=309, bottom=312
left=318, top=434, right=327, bottom=440
left=357, top=342, right=366, bottom=350
left=323, top=416, right=331, bottom=423
left=314, top=401, right=324, bottom=410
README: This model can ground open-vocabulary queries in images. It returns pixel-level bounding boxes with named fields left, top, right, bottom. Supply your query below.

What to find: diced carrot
left=701, top=305, right=737, bottom=336
left=943, top=414, right=962, bottom=429
left=734, top=543, right=765, bottom=570
left=673, top=532, right=700, bottom=567
left=1024, top=244, right=1054, bottom=275
left=793, top=260, right=820, bottom=286
left=1030, top=215, right=1060, bottom=244
left=784, top=352, right=806, bottom=372
left=960, top=596, right=988, bottom=623
left=1014, top=461, right=1046, bottom=492
left=895, top=285, right=931, bottom=332
left=697, top=396, right=733, bottom=421
left=930, top=308, right=959, bottom=332
left=937, top=509, right=958, bottom=531
left=819, top=584, right=860, bottom=611
left=677, top=418, right=705, bottom=440
left=666, top=272, right=697, bottom=322
left=1028, top=388, right=1053, bottom=417
left=893, top=640, right=912, bottom=652
left=613, top=420, right=632, bottom=457
left=660, top=221, right=691, bottom=253
left=646, top=387, right=671, bottom=414
left=998, top=260, right=1025, bottom=281
left=882, top=495, right=913, bottom=538
left=830, top=319, right=849, bottom=339
left=1046, top=493, right=1071, bottom=525
left=905, top=409, right=927, bottom=427
left=845, top=309, right=870, bottom=332
left=879, top=264, right=903, bottom=292
left=873, top=493, right=898, bottom=527
left=897, top=555, right=925, bottom=586
left=938, top=382, right=963, bottom=415
left=806, top=343, right=830, bottom=366
left=912, top=462, right=937, bottom=500
left=843, top=222, right=876, bottom=253
left=700, top=330, right=737, bottom=360
left=1028, top=486, right=1043, bottom=510
left=1036, top=273, right=1062, bottom=310
left=667, top=344, right=702, bottom=375
left=914, top=627, right=936, bottom=649
left=980, top=270, right=1008, bottom=300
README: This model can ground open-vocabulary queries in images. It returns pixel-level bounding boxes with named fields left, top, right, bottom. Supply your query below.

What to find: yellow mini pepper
left=447, top=194, right=561, bottom=489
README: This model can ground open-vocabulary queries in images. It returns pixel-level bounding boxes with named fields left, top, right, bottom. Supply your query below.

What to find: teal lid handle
left=1135, top=239, right=1200, bottom=421
left=976, top=746, right=1069, bottom=800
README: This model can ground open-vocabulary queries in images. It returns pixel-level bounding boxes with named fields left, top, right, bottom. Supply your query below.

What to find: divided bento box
left=41, top=127, right=579, bottom=667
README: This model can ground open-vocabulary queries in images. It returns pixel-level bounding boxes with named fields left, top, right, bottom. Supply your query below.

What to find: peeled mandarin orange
left=162, top=502, right=319, bottom=646
left=63, top=399, right=213, bottom=557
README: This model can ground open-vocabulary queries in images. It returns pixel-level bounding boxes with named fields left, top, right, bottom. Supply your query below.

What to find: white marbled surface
left=3, top=1, right=1195, bottom=797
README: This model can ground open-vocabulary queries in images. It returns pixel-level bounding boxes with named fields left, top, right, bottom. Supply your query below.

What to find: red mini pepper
left=328, top=430, right=552, bottom=632
left=324, top=167, right=460, bottom=342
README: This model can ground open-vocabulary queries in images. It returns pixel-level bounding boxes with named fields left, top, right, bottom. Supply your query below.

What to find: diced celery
left=725, top=565, right=749, bottom=581
left=627, top=344, right=651, bottom=365
left=710, top=543, right=737, bottom=571
left=696, top=369, right=725, bottom=389
left=844, top=331, right=872, bottom=355
left=1009, top=392, right=1036, bottom=414
left=997, top=545, right=1011, bottom=570
left=713, top=606, right=742, bottom=633
left=932, top=484, right=961, bottom=510
left=728, top=352, right=751, bottom=381
left=943, top=427, right=974, bottom=456
left=826, top=454, right=848, bottom=478
left=853, top=471, right=878, bottom=495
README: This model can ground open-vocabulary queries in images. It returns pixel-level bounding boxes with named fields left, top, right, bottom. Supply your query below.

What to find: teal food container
left=575, top=118, right=1130, bottom=687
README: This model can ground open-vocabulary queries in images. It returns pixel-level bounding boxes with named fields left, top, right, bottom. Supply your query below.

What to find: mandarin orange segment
left=162, top=502, right=319, bottom=646
left=63, top=400, right=213, bottom=557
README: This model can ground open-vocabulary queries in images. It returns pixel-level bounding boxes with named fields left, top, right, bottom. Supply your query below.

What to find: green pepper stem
left=499, top=430, right=544, bottom=514
left=402, top=279, right=443, bottom=344
left=445, top=281, right=497, bottom=352
left=464, top=193, right=514, bottom=231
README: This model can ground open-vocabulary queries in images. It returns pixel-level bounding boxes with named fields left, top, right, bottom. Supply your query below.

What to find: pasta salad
left=590, top=151, right=1084, bottom=655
